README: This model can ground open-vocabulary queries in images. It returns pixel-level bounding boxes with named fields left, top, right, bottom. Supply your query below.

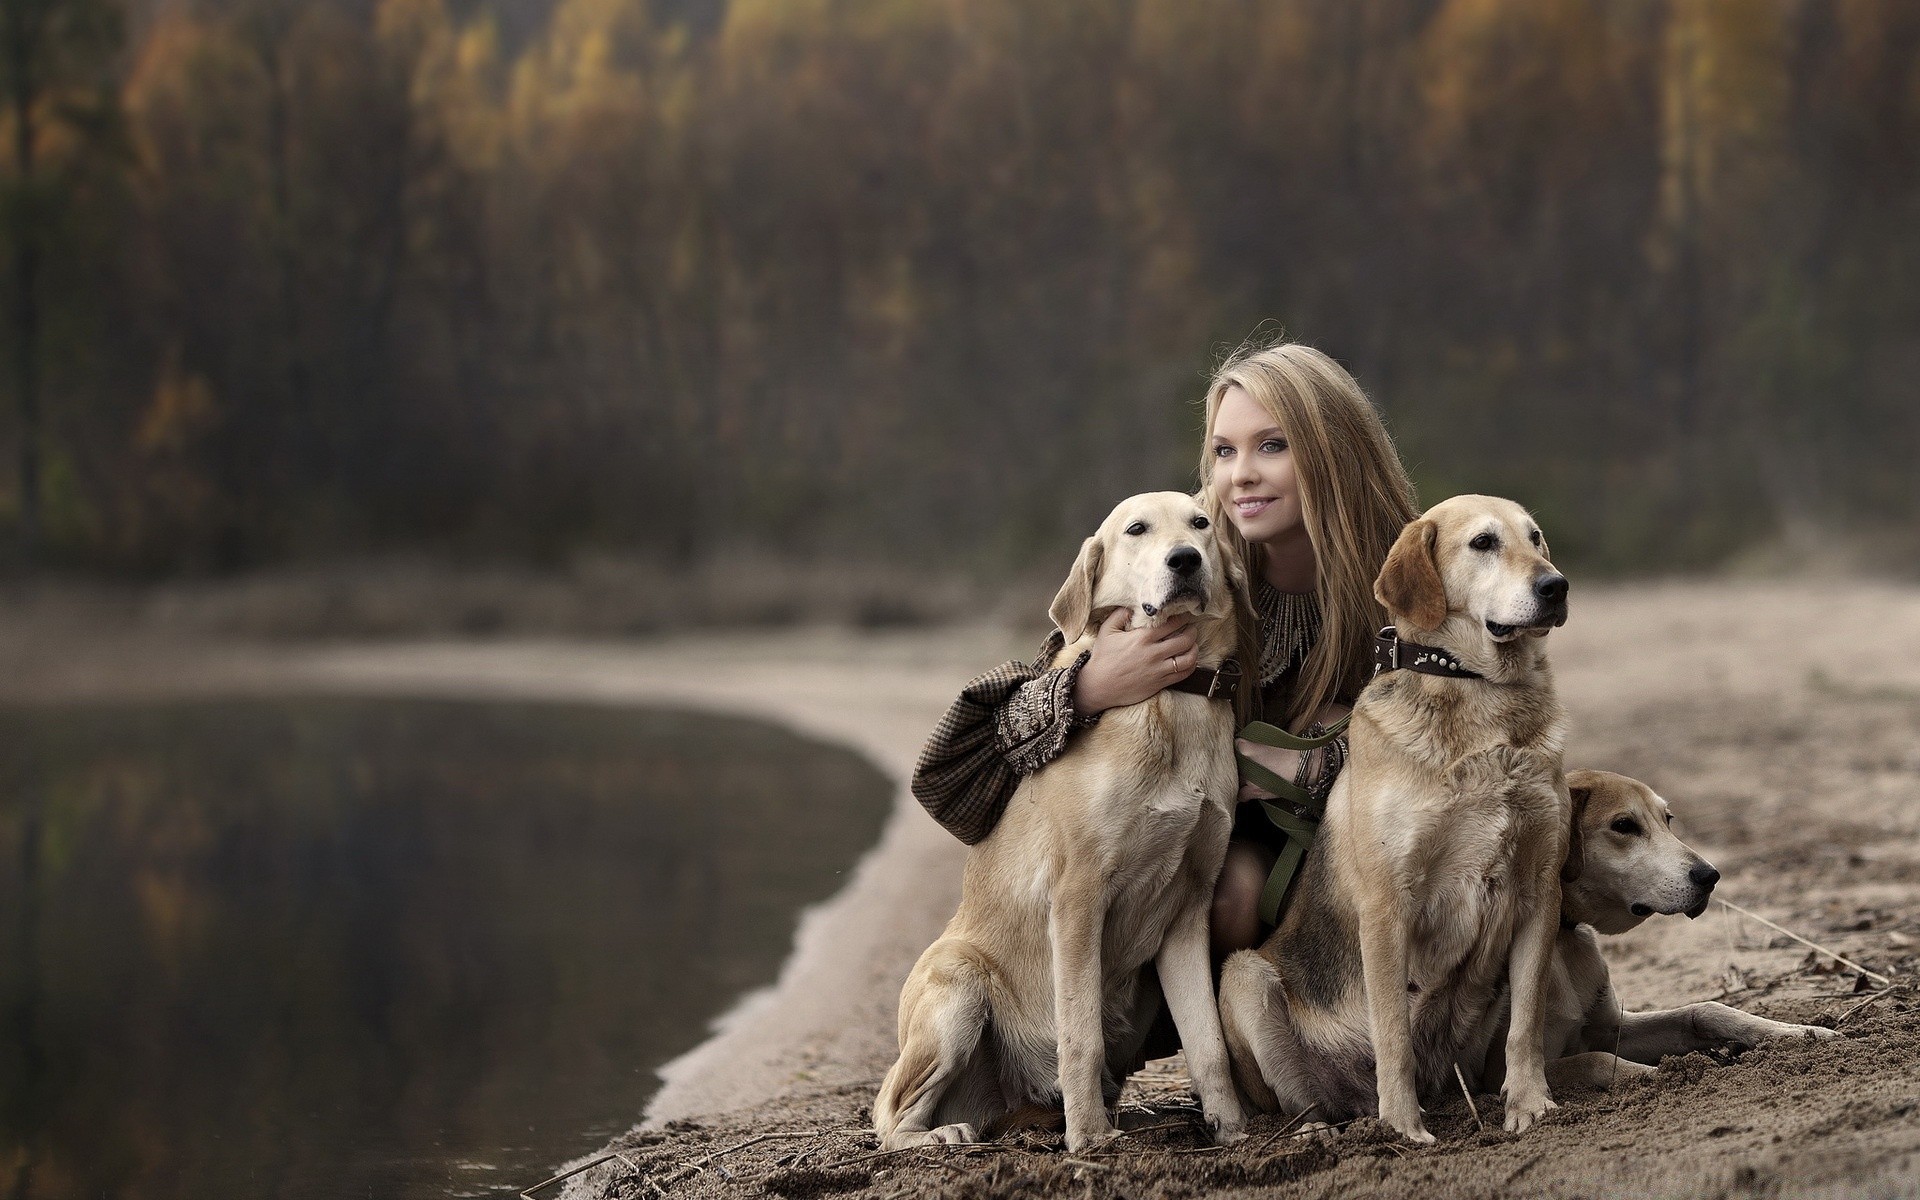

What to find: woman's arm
left=1234, top=701, right=1353, bottom=806
left=911, top=630, right=1081, bottom=844
left=911, top=611, right=1201, bottom=844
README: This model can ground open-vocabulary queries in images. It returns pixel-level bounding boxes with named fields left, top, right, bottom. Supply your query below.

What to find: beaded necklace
left=1253, top=577, right=1321, bottom=687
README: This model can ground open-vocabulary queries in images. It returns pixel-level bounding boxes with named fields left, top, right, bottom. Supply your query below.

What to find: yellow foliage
left=136, top=359, right=218, bottom=456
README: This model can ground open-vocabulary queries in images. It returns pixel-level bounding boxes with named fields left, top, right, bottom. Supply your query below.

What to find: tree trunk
left=6, top=0, right=44, bottom=565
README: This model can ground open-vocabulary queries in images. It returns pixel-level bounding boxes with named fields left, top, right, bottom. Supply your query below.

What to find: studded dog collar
left=1373, top=626, right=1482, bottom=680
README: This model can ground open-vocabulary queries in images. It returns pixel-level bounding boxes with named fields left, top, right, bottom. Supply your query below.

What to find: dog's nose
left=1689, top=861, right=1720, bottom=890
left=1534, top=573, right=1568, bottom=603
left=1168, top=546, right=1202, bottom=575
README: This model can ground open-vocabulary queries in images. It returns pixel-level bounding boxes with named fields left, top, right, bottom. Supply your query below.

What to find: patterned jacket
left=908, top=630, right=1088, bottom=844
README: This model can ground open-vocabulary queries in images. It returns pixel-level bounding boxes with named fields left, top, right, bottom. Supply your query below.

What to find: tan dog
left=1218, top=494, right=1571, bottom=1143
left=875, top=492, right=1248, bottom=1152
left=1479, top=769, right=1837, bottom=1092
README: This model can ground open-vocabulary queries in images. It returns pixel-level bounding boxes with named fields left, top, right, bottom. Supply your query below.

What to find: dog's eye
left=1125, top=522, right=1147, bottom=536
left=1610, top=816, right=1643, bottom=836
left=1190, top=516, right=1209, bottom=530
left=1529, top=529, right=1542, bottom=547
left=1469, top=533, right=1497, bottom=552
left=1664, top=812, right=1674, bottom=825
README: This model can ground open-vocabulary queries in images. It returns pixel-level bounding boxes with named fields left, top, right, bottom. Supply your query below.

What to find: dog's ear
left=1560, top=781, right=1592, bottom=884
left=1374, top=517, right=1446, bottom=631
left=1223, top=540, right=1248, bottom=596
left=1049, top=534, right=1104, bottom=641
left=1203, top=535, right=1249, bottom=621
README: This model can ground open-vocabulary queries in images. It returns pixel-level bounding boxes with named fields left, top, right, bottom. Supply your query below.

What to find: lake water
left=0, top=699, right=892, bottom=1199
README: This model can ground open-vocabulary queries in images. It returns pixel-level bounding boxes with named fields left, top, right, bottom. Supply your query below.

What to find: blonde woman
left=913, top=340, right=1419, bottom=954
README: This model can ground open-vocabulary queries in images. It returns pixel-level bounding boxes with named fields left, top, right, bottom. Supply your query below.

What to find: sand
left=4, top=581, right=1917, bottom=1198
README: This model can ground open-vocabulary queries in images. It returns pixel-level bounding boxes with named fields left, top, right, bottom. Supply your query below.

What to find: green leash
left=1235, top=714, right=1350, bottom=926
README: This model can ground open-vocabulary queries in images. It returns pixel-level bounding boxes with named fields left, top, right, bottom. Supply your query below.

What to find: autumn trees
left=0, top=0, right=1914, bottom=574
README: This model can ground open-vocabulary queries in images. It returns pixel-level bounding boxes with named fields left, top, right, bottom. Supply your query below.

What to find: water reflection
left=0, top=699, right=892, bottom=1199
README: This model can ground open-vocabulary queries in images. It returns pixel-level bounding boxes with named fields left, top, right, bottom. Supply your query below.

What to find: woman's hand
left=1070, top=608, right=1199, bottom=716
left=1235, top=701, right=1352, bottom=802
left=1234, top=739, right=1302, bottom=803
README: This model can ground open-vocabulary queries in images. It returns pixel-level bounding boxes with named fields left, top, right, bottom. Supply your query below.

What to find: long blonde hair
left=1198, top=340, right=1419, bottom=727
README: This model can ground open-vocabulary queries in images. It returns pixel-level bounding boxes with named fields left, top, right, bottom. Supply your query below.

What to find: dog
left=874, top=492, right=1249, bottom=1152
left=1217, top=494, right=1572, bottom=1144
left=1476, top=768, right=1837, bottom=1093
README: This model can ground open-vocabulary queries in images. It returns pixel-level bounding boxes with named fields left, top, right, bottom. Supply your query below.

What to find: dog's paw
left=884, top=1123, right=979, bottom=1149
left=1378, top=1100, right=1435, bottom=1145
left=1064, top=1120, right=1121, bottom=1153
left=1783, top=1023, right=1842, bottom=1042
left=1502, top=1090, right=1558, bottom=1133
left=1206, top=1110, right=1248, bottom=1146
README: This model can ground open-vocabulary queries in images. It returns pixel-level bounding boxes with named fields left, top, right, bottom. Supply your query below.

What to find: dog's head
left=1560, top=769, right=1720, bottom=935
left=1373, top=494, right=1568, bottom=648
left=1049, top=492, right=1246, bottom=640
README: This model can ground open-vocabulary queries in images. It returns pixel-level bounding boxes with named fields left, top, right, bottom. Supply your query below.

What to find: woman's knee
left=1211, top=842, right=1275, bottom=956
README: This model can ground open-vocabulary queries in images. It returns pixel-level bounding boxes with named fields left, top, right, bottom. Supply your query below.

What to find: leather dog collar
left=1373, top=626, right=1482, bottom=680
left=1169, top=657, right=1241, bottom=702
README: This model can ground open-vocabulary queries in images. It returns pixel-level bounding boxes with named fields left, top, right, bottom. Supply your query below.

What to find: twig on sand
left=744, top=1140, right=967, bottom=1184
left=1111, top=1117, right=1203, bottom=1143
left=1246, top=1105, right=1331, bottom=1156
left=518, top=1151, right=640, bottom=1199
left=1453, top=1062, right=1484, bottom=1132
left=656, top=1128, right=858, bottom=1187
left=1836, top=986, right=1903, bottom=1028
left=1713, top=897, right=1892, bottom=987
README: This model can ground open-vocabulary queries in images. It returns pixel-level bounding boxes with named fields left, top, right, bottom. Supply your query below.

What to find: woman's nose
left=1230, top=450, right=1260, bottom=485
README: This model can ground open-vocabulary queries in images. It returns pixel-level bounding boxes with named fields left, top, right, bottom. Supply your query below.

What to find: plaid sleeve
left=910, top=631, right=1091, bottom=844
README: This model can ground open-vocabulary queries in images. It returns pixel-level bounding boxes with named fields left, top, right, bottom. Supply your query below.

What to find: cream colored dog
left=1479, top=768, right=1837, bottom=1092
left=1218, top=494, right=1571, bottom=1144
left=875, top=492, right=1249, bottom=1152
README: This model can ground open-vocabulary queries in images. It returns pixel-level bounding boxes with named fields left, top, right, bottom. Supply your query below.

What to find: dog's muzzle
left=1684, top=860, right=1719, bottom=919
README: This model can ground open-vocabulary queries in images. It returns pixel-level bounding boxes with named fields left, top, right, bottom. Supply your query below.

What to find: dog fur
left=1477, top=768, right=1838, bottom=1093
left=1217, top=494, right=1572, bottom=1144
left=874, top=492, right=1249, bottom=1152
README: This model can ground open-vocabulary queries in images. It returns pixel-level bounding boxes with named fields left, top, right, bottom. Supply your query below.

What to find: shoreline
left=0, top=620, right=1018, bottom=1133
left=4, top=581, right=1920, bottom=1197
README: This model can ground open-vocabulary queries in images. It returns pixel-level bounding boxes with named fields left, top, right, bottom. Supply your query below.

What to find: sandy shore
left=5, top=580, right=1919, bottom=1197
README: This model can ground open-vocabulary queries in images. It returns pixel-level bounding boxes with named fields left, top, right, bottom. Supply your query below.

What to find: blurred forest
left=2, top=0, right=1917, bottom=578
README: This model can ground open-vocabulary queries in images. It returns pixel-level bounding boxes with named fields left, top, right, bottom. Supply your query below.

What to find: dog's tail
left=1218, top=949, right=1284, bottom=1113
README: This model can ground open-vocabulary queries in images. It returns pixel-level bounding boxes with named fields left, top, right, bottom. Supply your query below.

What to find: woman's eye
left=1470, top=533, right=1497, bottom=551
left=1125, top=522, right=1147, bottom=536
left=1610, top=817, right=1642, bottom=836
left=1190, top=516, right=1209, bottom=529
left=1261, top=439, right=1288, bottom=453
left=1211, top=444, right=1233, bottom=458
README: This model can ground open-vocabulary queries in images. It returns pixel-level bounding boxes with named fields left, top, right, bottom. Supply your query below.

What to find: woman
left=912, top=339, right=1419, bottom=954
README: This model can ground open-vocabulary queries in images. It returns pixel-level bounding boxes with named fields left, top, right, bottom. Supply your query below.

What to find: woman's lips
left=1234, top=498, right=1274, bottom=518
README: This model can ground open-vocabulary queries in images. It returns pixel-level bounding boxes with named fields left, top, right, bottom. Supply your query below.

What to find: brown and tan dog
left=1219, top=494, right=1572, bottom=1143
left=875, top=492, right=1249, bottom=1152
left=1478, top=768, right=1837, bottom=1092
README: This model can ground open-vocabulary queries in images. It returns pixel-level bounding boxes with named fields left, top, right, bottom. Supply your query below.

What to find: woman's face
left=1209, top=384, right=1303, bottom=545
